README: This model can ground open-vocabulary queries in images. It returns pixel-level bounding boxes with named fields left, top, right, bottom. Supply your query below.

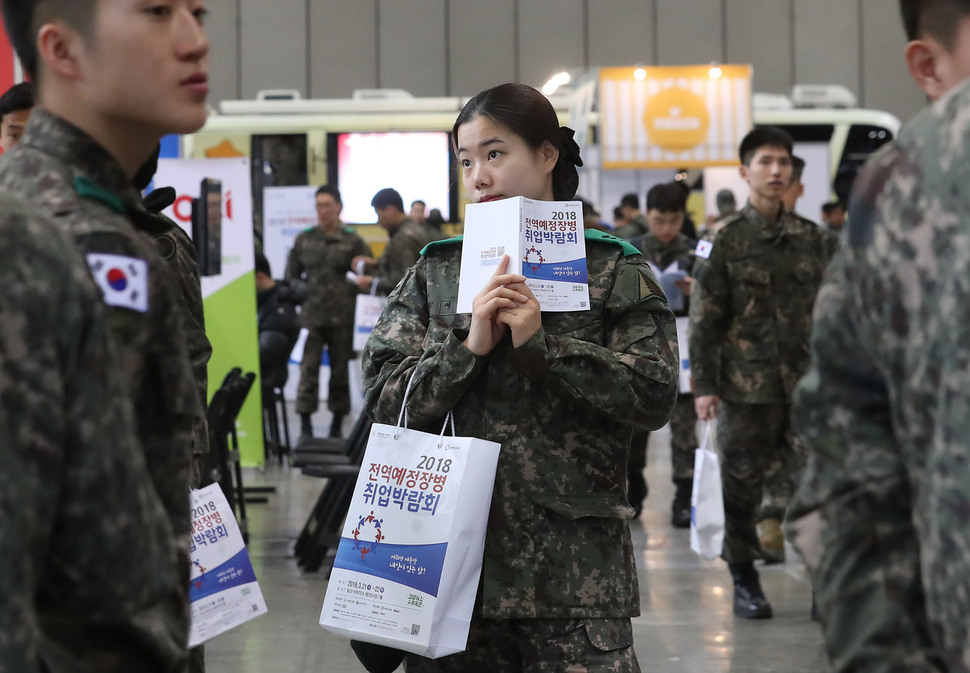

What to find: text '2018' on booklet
left=456, top=197, right=590, bottom=313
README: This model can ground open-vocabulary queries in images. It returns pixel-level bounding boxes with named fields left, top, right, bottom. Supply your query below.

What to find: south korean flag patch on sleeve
left=86, top=253, right=149, bottom=313
left=695, top=239, right=714, bottom=259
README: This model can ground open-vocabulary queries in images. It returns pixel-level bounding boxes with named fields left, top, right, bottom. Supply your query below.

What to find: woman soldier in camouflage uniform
left=363, top=83, right=679, bottom=673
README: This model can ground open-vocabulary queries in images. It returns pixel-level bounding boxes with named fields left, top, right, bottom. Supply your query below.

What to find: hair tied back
left=560, top=126, right=584, bottom=168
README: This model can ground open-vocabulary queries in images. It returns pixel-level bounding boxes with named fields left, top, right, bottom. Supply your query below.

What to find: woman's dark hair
left=453, top=83, right=582, bottom=201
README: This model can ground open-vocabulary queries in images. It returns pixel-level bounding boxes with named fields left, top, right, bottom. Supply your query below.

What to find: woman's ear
left=36, top=21, right=83, bottom=81
left=540, top=140, right=559, bottom=174
left=905, top=39, right=946, bottom=101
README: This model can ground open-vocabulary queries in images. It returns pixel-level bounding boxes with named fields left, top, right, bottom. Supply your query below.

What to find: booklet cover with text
left=457, top=197, right=590, bottom=312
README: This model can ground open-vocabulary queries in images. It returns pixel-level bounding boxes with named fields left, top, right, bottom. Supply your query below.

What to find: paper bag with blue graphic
left=188, top=483, right=268, bottom=647
left=319, top=420, right=500, bottom=658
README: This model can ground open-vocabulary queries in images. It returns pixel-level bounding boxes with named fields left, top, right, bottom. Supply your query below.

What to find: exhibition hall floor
left=206, top=419, right=828, bottom=673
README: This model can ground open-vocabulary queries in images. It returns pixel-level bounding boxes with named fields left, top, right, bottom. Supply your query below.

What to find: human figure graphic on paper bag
left=353, top=512, right=385, bottom=559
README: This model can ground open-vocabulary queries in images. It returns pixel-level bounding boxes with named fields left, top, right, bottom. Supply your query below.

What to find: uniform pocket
left=581, top=618, right=634, bottom=652
left=531, top=493, right=636, bottom=520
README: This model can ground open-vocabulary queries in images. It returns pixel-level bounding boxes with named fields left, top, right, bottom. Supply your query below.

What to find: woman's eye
left=488, top=150, right=501, bottom=160
left=146, top=5, right=171, bottom=17
left=193, top=8, right=208, bottom=23
left=460, top=159, right=471, bottom=169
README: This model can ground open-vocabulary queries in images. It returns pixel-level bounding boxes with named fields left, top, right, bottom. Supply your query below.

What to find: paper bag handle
left=394, top=372, right=457, bottom=442
left=699, top=419, right=716, bottom=453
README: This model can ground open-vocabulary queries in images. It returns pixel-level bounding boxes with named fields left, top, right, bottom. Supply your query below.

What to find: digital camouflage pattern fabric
left=139, top=205, right=213, bottom=488
left=363, top=231, right=678, bottom=622
left=689, top=203, right=833, bottom=403
left=285, top=225, right=372, bottom=329
left=0, top=109, right=198, bottom=585
left=404, top=617, right=640, bottom=673
left=0, top=189, right=188, bottom=673
left=286, top=225, right=372, bottom=416
left=788, top=77, right=970, bottom=673
left=372, top=217, right=443, bottom=296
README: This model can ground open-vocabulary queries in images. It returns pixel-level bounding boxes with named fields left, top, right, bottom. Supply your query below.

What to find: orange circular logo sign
left=642, top=87, right=710, bottom=152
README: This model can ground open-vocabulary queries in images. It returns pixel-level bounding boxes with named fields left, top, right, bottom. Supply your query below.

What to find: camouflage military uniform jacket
left=789, top=80, right=970, bottom=672
left=0, top=110, right=198, bottom=546
left=689, top=202, right=832, bottom=403
left=633, top=232, right=696, bottom=318
left=140, top=207, right=213, bottom=488
left=285, top=224, right=372, bottom=328
left=363, top=231, right=678, bottom=619
left=0, top=190, right=188, bottom=672
left=375, top=217, right=437, bottom=295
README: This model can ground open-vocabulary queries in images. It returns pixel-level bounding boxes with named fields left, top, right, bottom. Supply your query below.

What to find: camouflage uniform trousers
left=718, top=400, right=805, bottom=563
left=627, top=395, right=698, bottom=493
left=295, top=323, right=354, bottom=416
left=404, top=618, right=640, bottom=673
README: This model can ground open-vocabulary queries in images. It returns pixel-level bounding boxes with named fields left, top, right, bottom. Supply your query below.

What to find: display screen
left=330, top=131, right=455, bottom=224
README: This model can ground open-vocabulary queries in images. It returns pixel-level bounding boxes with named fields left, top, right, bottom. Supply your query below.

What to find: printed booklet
left=457, top=197, right=590, bottom=312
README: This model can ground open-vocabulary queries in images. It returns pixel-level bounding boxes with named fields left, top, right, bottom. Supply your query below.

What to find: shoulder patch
left=421, top=235, right=463, bottom=256
left=86, top=253, right=149, bottom=313
left=74, top=176, right=125, bottom=215
left=584, top=229, right=641, bottom=256
left=695, top=239, right=714, bottom=259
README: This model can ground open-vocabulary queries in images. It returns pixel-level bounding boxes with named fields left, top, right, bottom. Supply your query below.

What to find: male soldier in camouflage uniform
left=689, top=127, right=833, bottom=618
left=787, top=1, right=970, bottom=669
left=0, top=0, right=210, bottom=659
left=749, top=154, right=839, bottom=563
left=612, top=192, right=649, bottom=240
left=352, top=187, right=445, bottom=296
left=0, top=189, right=189, bottom=672
left=286, top=185, right=372, bottom=440
left=628, top=181, right=699, bottom=527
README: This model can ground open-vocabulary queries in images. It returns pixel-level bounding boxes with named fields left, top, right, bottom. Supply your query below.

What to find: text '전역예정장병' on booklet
left=456, top=197, right=590, bottom=312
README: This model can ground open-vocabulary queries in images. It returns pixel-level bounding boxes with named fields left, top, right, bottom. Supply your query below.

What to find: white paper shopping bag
left=690, top=421, right=725, bottom=560
left=320, top=411, right=500, bottom=659
left=188, top=483, right=268, bottom=647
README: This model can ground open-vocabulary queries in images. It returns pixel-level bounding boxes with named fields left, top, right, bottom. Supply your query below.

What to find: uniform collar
left=20, top=108, right=142, bottom=210
left=740, top=201, right=789, bottom=239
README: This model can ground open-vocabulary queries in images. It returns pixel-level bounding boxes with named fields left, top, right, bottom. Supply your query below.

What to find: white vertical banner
left=153, top=158, right=266, bottom=466
left=262, top=185, right=319, bottom=280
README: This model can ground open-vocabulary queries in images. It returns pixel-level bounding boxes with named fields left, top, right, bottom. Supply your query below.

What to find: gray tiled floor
left=207, top=417, right=828, bottom=672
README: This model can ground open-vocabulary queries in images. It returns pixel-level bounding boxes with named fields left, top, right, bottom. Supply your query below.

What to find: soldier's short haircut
left=1, top=0, right=98, bottom=83
left=822, top=200, right=847, bottom=215
left=0, top=82, right=34, bottom=121
left=371, top=187, right=404, bottom=212
left=646, top=182, right=687, bottom=213
left=620, top=193, right=640, bottom=210
left=791, top=155, right=806, bottom=181
left=315, top=184, right=342, bottom=205
left=738, top=126, right=794, bottom=165
left=254, top=251, right=272, bottom=277
left=900, top=0, right=970, bottom=47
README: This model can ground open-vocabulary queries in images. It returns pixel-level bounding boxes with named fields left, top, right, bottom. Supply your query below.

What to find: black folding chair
left=207, top=368, right=256, bottom=544
left=294, top=410, right=373, bottom=572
